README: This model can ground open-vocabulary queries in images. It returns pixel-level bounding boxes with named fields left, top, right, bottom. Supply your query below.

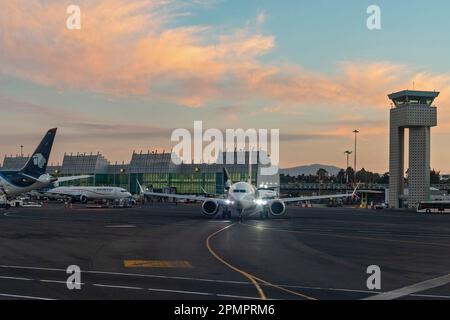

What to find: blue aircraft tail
left=21, top=128, right=57, bottom=177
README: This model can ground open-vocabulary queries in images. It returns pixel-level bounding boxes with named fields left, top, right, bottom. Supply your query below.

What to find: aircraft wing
left=56, top=175, right=92, bottom=183
left=143, top=191, right=226, bottom=203
left=200, top=186, right=225, bottom=198
left=280, top=183, right=360, bottom=203
left=138, top=180, right=225, bottom=203
left=280, top=193, right=354, bottom=203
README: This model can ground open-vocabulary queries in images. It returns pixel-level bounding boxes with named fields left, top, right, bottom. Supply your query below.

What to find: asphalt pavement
left=0, top=203, right=449, bottom=300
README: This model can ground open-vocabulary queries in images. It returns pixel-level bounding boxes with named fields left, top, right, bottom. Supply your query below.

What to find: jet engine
left=37, top=173, right=55, bottom=184
left=202, top=200, right=219, bottom=216
left=79, top=195, right=88, bottom=204
left=269, top=200, right=286, bottom=216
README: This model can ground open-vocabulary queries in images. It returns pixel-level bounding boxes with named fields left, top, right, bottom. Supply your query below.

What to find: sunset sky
left=1, top=0, right=450, bottom=173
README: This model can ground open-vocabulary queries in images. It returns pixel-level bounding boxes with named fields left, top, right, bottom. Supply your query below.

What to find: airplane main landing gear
left=260, top=209, right=269, bottom=220
left=0, top=194, right=9, bottom=210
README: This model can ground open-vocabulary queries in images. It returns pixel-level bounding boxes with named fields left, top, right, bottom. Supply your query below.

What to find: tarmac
left=0, top=203, right=449, bottom=300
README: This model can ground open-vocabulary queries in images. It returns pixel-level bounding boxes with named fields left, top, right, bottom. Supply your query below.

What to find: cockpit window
left=232, top=189, right=247, bottom=193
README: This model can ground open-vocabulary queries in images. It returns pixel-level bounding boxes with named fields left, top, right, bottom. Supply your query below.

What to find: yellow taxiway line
left=206, top=223, right=316, bottom=300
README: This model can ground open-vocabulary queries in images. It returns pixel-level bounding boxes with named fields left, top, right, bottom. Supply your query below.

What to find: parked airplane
left=0, top=128, right=91, bottom=199
left=46, top=186, right=132, bottom=203
left=138, top=168, right=359, bottom=220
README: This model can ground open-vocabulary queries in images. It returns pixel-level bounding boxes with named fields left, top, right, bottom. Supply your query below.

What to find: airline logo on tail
left=32, top=153, right=47, bottom=169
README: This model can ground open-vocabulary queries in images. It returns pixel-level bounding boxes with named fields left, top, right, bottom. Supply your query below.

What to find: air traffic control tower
left=389, top=90, right=439, bottom=209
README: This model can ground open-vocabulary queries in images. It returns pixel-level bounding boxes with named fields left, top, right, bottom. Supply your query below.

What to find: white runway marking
left=208, top=221, right=232, bottom=223
left=146, top=287, right=261, bottom=300
left=40, top=279, right=84, bottom=285
left=284, top=284, right=379, bottom=294
left=93, top=284, right=142, bottom=290
left=1, top=264, right=449, bottom=300
left=147, top=287, right=212, bottom=296
left=0, top=264, right=248, bottom=285
left=0, top=293, right=55, bottom=300
left=94, top=282, right=264, bottom=299
left=365, top=273, right=450, bottom=300
left=0, top=276, right=32, bottom=281
left=0, top=268, right=448, bottom=299
left=0, top=273, right=260, bottom=299
left=242, top=223, right=450, bottom=247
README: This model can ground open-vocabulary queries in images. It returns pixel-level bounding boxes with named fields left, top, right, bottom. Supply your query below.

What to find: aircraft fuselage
left=0, top=172, right=50, bottom=198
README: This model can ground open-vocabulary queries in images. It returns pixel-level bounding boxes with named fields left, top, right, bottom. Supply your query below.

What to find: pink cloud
left=0, top=0, right=275, bottom=108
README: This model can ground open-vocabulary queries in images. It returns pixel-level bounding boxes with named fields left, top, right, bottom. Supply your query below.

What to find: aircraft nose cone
left=233, top=195, right=247, bottom=208
left=235, top=201, right=244, bottom=209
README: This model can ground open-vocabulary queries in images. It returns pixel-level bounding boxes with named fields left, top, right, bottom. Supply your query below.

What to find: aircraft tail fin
left=352, top=182, right=361, bottom=199
left=136, top=179, right=145, bottom=194
left=21, top=128, right=57, bottom=178
left=223, top=167, right=232, bottom=191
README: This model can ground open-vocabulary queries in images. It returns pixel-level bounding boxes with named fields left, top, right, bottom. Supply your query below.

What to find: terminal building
left=0, top=151, right=279, bottom=195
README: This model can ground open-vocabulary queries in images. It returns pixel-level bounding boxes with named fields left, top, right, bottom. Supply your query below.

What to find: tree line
left=281, top=168, right=442, bottom=184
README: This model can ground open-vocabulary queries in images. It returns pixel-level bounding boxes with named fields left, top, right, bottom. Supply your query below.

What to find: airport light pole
left=344, top=150, right=352, bottom=184
left=353, top=130, right=359, bottom=180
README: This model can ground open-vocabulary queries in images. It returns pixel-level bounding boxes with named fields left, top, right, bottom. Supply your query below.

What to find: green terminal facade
left=1, top=151, right=278, bottom=195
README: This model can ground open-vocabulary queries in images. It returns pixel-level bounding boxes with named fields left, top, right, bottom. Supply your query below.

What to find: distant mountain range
left=280, top=164, right=342, bottom=177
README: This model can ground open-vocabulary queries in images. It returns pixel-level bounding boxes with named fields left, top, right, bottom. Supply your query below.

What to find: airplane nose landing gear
left=238, top=209, right=244, bottom=222
left=222, top=206, right=231, bottom=219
